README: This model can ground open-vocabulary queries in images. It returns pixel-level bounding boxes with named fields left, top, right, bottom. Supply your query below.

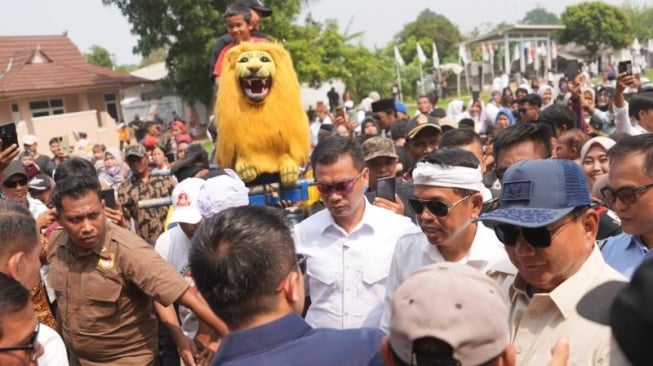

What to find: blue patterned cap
left=479, top=159, right=591, bottom=228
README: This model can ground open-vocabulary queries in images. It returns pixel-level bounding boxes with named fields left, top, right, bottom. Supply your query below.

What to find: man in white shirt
left=381, top=148, right=506, bottom=331
left=613, top=76, right=653, bottom=135
left=295, top=136, right=420, bottom=329
left=479, top=159, right=626, bottom=365
left=155, top=178, right=207, bottom=339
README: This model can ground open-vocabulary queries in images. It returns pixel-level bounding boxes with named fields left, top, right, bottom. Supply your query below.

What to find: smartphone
left=376, top=176, right=396, bottom=201
left=0, top=122, right=18, bottom=151
left=101, top=188, right=116, bottom=209
left=59, top=135, right=70, bottom=154
left=618, top=60, right=632, bottom=76
left=472, top=90, right=480, bottom=102
left=565, top=60, right=579, bottom=79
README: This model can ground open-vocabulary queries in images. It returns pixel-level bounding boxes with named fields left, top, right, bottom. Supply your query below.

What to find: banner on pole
left=394, top=45, right=405, bottom=66
left=416, top=43, right=427, bottom=64
left=432, top=42, right=440, bottom=68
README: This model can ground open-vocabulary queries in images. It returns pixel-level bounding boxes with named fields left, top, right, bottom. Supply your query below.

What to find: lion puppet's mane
left=215, top=42, right=310, bottom=185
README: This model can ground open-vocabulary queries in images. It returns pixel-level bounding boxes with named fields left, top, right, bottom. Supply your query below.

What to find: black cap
left=371, top=98, right=395, bottom=113
left=405, top=114, right=441, bottom=139
left=2, top=161, right=27, bottom=185
left=236, top=0, right=272, bottom=17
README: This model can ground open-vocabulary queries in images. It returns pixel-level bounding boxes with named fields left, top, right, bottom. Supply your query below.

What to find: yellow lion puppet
left=215, top=42, right=310, bottom=186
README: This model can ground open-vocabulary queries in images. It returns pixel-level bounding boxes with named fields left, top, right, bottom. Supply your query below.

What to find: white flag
left=432, top=42, right=440, bottom=68
left=416, top=43, right=427, bottom=64
left=551, top=41, right=557, bottom=59
left=459, top=44, right=470, bottom=65
left=482, top=44, right=490, bottom=63
left=488, top=43, right=494, bottom=61
left=648, top=38, right=653, bottom=52
left=513, top=44, right=520, bottom=61
left=394, top=45, right=405, bottom=66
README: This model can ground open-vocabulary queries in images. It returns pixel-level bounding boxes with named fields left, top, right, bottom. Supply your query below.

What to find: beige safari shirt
left=488, top=246, right=627, bottom=365
left=48, top=222, right=189, bottom=365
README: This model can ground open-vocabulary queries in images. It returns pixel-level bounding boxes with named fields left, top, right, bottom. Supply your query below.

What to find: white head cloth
left=413, top=162, right=484, bottom=192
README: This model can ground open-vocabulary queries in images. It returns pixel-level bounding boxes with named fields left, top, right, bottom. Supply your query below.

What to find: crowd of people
left=2, top=0, right=653, bottom=365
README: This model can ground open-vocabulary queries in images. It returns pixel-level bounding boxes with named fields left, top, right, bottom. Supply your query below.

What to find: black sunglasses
left=408, top=195, right=471, bottom=217
left=494, top=216, right=574, bottom=248
left=0, top=322, right=39, bottom=358
left=315, top=173, right=362, bottom=195
left=3, top=177, right=28, bottom=189
left=275, top=254, right=307, bottom=292
left=601, top=183, right=653, bottom=205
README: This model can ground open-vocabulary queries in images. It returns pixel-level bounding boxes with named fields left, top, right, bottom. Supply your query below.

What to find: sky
left=1, top=0, right=627, bottom=66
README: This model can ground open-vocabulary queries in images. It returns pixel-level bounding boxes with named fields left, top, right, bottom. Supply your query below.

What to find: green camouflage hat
left=362, top=137, right=398, bottom=162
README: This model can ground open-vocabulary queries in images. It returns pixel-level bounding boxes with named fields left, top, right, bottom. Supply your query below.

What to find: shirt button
left=515, top=345, right=522, bottom=354
left=529, top=310, right=538, bottom=318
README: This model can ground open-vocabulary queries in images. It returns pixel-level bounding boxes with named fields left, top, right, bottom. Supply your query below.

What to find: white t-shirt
left=155, top=226, right=198, bottom=338
left=38, top=324, right=69, bottom=366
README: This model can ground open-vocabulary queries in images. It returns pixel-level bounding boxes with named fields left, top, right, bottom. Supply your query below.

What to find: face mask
left=107, top=166, right=122, bottom=176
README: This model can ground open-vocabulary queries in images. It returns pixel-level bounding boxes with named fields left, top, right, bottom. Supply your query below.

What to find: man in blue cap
left=478, top=159, right=626, bottom=365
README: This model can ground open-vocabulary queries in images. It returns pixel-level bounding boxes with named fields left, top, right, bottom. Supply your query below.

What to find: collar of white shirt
left=420, top=222, right=504, bottom=271
left=318, top=198, right=382, bottom=236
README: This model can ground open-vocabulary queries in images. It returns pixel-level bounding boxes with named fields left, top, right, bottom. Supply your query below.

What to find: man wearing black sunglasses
left=190, top=206, right=384, bottom=365
left=478, top=159, right=626, bottom=365
left=601, top=134, right=653, bottom=278
left=381, top=148, right=506, bottom=332
left=0, top=201, right=68, bottom=365
left=1, top=161, right=55, bottom=232
left=0, top=273, right=43, bottom=366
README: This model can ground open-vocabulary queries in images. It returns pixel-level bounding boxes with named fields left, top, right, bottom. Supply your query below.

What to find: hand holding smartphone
left=376, top=176, right=396, bottom=201
left=618, top=60, right=632, bottom=76
left=101, top=188, right=116, bottom=209
left=0, top=122, right=18, bottom=151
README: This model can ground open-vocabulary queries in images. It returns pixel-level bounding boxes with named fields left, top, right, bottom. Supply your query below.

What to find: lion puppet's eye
left=260, top=56, right=271, bottom=62
left=238, top=57, right=249, bottom=63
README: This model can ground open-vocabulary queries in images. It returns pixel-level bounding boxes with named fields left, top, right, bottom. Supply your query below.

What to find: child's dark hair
left=225, top=3, right=252, bottom=23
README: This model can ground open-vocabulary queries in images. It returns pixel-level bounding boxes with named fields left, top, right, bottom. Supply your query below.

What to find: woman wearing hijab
left=99, top=147, right=128, bottom=191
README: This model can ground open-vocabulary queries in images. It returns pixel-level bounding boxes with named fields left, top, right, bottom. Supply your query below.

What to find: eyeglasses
left=275, top=254, right=307, bottom=292
left=3, top=177, right=28, bottom=189
left=0, top=322, right=40, bottom=360
left=493, top=216, right=575, bottom=248
left=601, top=183, right=653, bottom=205
left=408, top=195, right=472, bottom=217
left=494, top=167, right=508, bottom=180
left=315, top=173, right=362, bottom=195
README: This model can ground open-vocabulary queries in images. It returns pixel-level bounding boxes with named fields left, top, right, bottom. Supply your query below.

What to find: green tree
left=393, top=9, right=462, bottom=64
left=85, top=45, right=114, bottom=68
left=522, top=5, right=559, bottom=25
left=621, top=1, right=653, bottom=41
left=140, top=47, right=168, bottom=67
left=559, top=2, right=633, bottom=58
left=102, top=0, right=303, bottom=106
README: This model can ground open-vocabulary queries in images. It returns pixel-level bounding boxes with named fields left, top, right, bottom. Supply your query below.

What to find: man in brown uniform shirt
left=48, top=173, right=227, bottom=365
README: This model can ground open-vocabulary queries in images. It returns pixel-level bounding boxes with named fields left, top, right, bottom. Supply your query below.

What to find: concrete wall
left=28, top=110, right=119, bottom=156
